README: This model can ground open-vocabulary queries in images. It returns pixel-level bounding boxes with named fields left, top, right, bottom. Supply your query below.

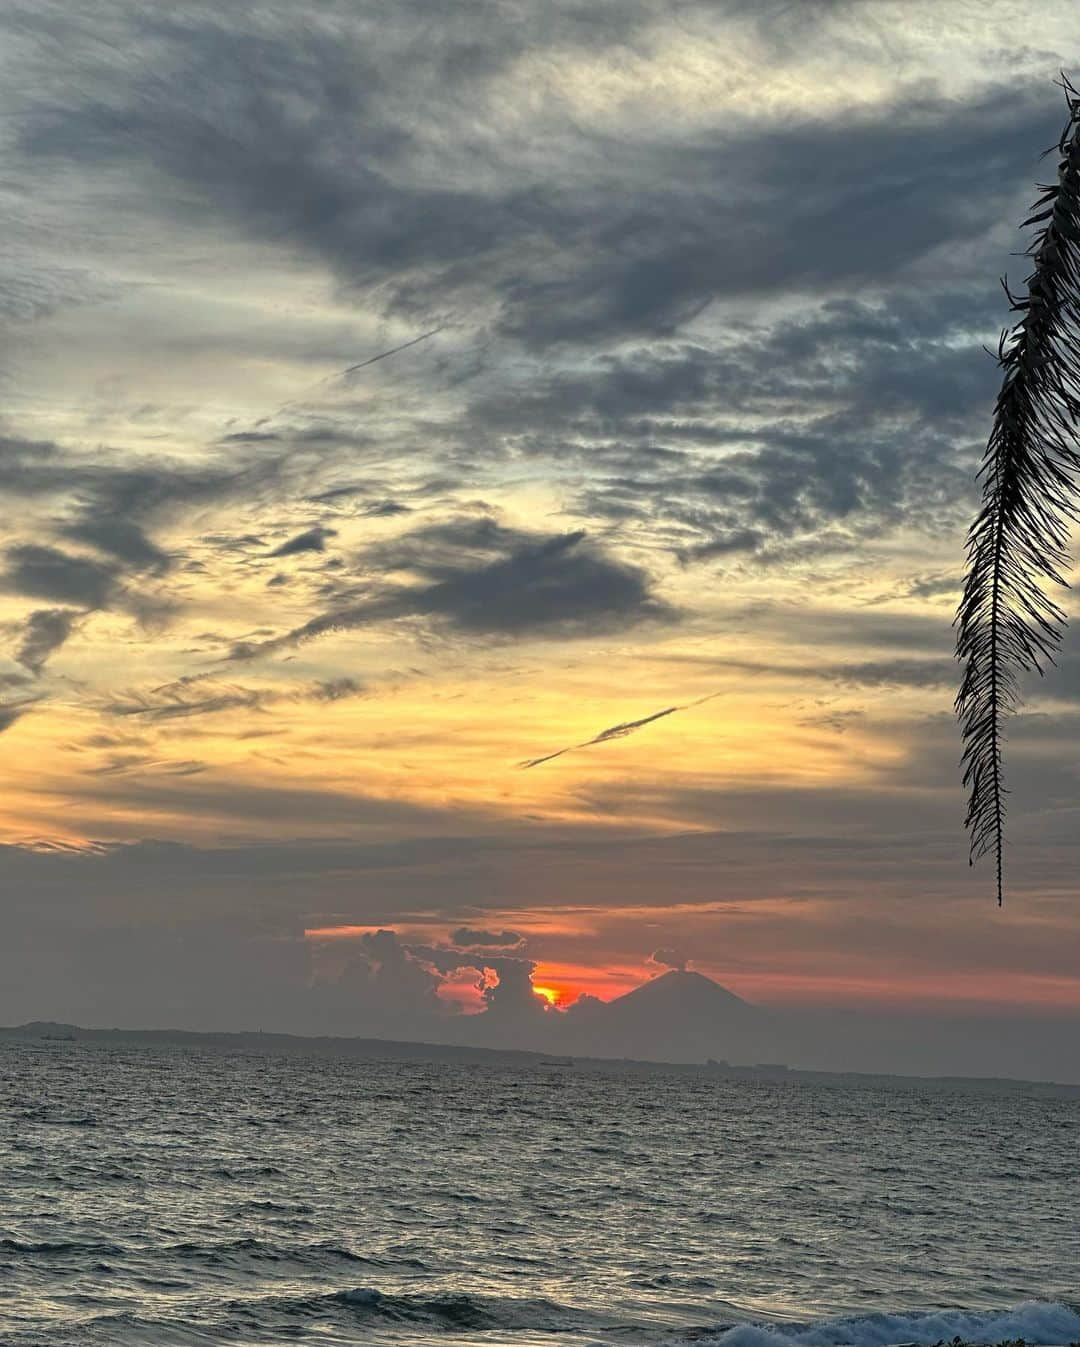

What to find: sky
left=2, top=0, right=1080, bottom=1072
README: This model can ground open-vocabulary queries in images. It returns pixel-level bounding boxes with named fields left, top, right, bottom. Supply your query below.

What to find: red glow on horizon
left=295, top=926, right=1080, bottom=1016
left=528, top=962, right=646, bottom=1005
left=304, top=924, right=369, bottom=940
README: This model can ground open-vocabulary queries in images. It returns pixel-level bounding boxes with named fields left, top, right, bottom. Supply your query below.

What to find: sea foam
left=698, top=1303, right=1080, bottom=1347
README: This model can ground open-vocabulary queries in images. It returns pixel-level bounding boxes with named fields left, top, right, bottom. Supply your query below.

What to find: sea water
left=1, top=1038, right=1078, bottom=1346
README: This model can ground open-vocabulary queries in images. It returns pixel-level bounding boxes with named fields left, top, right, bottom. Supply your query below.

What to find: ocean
left=2, top=1037, right=1078, bottom=1347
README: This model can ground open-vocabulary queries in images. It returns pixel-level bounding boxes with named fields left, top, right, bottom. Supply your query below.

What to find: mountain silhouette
left=558, top=969, right=772, bottom=1062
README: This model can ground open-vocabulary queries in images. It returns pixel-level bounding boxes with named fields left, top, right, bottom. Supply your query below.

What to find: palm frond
left=956, top=78, right=1080, bottom=904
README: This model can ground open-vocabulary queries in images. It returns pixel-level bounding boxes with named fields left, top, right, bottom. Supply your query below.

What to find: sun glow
left=530, top=962, right=644, bottom=1003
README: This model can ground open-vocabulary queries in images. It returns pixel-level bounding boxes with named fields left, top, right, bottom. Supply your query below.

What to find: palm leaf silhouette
left=956, top=78, right=1080, bottom=904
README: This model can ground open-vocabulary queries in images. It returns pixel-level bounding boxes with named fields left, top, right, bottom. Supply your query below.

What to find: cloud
left=823, top=658, right=956, bottom=690
left=451, top=927, right=525, bottom=950
left=230, top=521, right=675, bottom=659
left=305, top=927, right=547, bottom=1035
left=270, top=525, right=337, bottom=557
left=0, top=438, right=263, bottom=523
left=0, top=441, right=300, bottom=676
left=103, top=680, right=269, bottom=721
left=1, top=545, right=120, bottom=609
left=14, top=2, right=1058, bottom=354
left=476, top=957, right=546, bottom=1022
left=649, top=947, right=690, bottom=972
left=0, top=703, right=30, bottom=733
left=61, top=519, right=171, bottom=573
left=14, top=607, right=80, bottom=674
left=329, top=928, right=446, bottom=1024
left=101, top=675, right=366, bottom=721
left=309, top=676, right=364, bottom=701
left=456, top=285, right=994, bottom=566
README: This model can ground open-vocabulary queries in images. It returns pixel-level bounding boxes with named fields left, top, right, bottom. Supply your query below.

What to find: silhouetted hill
left=4, top=1018, right=1078, bottom=1095
left=559, top=968, right=770, bottom=1061
left=610, top=969, right=751, bottom=1018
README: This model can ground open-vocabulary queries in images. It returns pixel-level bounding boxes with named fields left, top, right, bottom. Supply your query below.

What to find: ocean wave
left=328, top=1286, right=607, bottom=1332
left=694, top=1303, right=1080, bottom=1347
left=149, top=1237, right=433, bottom=1279
left=0, top=1288, right=614, bottom=1345
left=0, top=1237, right=123, bottom=1257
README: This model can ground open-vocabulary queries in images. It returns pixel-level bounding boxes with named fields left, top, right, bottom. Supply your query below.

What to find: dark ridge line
left=3, top=1021, right=1078, bottom=1096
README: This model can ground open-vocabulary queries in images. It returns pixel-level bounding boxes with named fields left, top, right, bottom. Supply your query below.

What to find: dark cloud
left=11, top=7, right=628, bottom=342
left=13, top=3, right=1058, bottom=350
left=362, top=500, right=412, bottom=517
left=823, top=658, right=957, bottom=690
left=649, top=947, right=689, bottom=972
left=270, top=525, right=337, bottom=557
left=14, top=607, right=80, bottom=674
left=329, top=928, right=446, bottom=1026
left=0, top=13, right=1041, bottom=624
left=305, top=926, right=548, bottom=1038
left=680, top=530, right=764, bottom=563
left=458, top=287, right=995, bottom=562
left=231, top=521, right=675, bottom=659
left=0, top=439, right=292, bottom=624
left=476, top=957, right=546, bottom=1022
left=308, top=485, right=369, bottom=503
left=904, top=573, right=962, bottom=601
left=665, top=652, right=957, bottom=694
left=310, top=676, right=364, bottom=701
left=0, top=703, right=30, bottom=733
left=62, top=519, right=171, bottom=573
left=0, top=442, right=207, bottom=517
left=2, top=545, right=119, bottom=609
left=451, top=927, right=525, bottom=950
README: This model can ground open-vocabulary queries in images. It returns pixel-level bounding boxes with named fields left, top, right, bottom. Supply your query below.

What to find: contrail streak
left=518, top=693, right=720, bottom=769
left=341, top=326, right=443, bottom=375
left=245, top=326, right=445, bottom=431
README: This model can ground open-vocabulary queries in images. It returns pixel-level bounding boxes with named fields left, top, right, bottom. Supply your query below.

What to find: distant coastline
left=4, top=1019, right=1078, bottom=1097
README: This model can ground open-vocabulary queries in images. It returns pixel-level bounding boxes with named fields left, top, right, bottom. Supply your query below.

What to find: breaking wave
left=698, top=1303, right=1080, bottom=1347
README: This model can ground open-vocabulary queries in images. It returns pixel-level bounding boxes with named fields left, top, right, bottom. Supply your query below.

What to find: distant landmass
left=4, top=1009, right=1078, bottom=1097
left=6, top=969, right=1079, bottom=1086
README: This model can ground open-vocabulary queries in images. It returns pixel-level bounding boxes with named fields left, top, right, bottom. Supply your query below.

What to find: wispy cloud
left=102, top=676, right=365, bottom=721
